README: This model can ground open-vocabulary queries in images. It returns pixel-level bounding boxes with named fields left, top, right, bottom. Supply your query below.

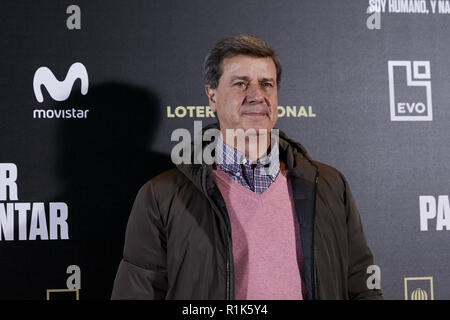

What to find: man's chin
left=240, top=124, right=274, bottom=136
left=239, top=118, right=273, bottom=132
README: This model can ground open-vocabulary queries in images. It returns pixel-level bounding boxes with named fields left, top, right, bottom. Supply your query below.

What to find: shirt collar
left=215, top=135, right=280, bottom=180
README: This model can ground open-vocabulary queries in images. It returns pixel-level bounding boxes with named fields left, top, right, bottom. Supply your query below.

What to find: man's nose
left=245, top=83, right=265, bottom=104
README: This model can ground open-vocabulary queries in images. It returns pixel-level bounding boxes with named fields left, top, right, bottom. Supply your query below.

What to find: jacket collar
left=176, top=122, right=318, bottom=194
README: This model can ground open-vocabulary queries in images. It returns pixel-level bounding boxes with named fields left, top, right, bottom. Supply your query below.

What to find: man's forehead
left=221, top=55, right=276, bottom=76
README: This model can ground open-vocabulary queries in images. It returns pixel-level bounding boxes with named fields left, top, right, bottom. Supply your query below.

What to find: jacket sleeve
left=341, top=174, right=383, bottom=300
left=111, top=181, right=168, bottom=300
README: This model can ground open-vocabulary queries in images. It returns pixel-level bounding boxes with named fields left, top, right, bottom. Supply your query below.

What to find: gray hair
left=203, top=34, right=282, bottom=89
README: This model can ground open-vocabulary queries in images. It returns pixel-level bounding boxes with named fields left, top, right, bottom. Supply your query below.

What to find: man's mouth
left=241, top=105, right=270, bottom=118
left=243, top=112, right=267, bottom=115
left=242, top=112, right=268, bottom=118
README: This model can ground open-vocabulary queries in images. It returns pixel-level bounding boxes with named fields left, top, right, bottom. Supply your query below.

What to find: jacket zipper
left=203, top=168, right=233, bottom=300
left=312, top=167, right=319, bottom=299
left=225, top=214, right=233, bottom=300
left=226, top=244, right=230, bottom=300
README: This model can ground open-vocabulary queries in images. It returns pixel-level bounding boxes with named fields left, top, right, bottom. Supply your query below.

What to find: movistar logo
left=33, top=62, right=88, bottom=103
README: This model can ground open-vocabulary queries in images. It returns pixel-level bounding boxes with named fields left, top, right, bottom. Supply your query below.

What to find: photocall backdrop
left=0, top=0, right=449, bottom=300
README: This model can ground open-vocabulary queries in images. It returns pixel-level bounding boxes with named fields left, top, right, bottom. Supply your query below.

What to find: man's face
left=205, top=54, right=278, bottom=135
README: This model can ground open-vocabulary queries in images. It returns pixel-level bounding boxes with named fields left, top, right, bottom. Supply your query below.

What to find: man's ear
left=205, top=85, right=217, bottom=112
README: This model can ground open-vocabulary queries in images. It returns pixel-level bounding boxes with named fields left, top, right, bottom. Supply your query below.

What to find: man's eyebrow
left=259, top=77, right=275, bottom=83
left=229, top=76, right=275, bottom=83
left=230, top=75, right=250, bottom=82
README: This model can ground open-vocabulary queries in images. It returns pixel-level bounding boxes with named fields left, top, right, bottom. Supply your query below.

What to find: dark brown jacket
left=111, top=125, right=383, bottom=300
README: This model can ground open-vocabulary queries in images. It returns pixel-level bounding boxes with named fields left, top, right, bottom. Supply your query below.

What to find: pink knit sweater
left=212, top=164, right=305, bottom=300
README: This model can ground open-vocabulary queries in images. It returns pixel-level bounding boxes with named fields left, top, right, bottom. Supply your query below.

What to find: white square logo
left=388, top=61, right=432, bottom=121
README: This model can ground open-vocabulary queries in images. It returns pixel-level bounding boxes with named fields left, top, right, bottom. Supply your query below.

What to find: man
left=111, top=34, right=383, bottom=300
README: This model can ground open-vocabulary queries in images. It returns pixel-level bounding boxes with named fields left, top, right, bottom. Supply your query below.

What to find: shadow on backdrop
left=52, top=82, right=173, bottom=299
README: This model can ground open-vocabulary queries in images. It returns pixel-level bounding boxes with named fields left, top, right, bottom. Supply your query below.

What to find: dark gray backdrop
left=0, top=0, right=448, bottom=299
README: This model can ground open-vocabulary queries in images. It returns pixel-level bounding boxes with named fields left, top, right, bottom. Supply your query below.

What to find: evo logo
left=388, top=61, right=432, bottom=121
left=33, top=62, right=88, bottom=103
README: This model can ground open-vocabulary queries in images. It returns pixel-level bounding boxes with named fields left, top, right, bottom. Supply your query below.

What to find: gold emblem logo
left=404, top=277, right=434, bottom=300
left=46, top=288, right=79, bottom=300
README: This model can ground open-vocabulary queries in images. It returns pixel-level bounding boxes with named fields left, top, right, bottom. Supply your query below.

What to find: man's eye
left=262, top=82, right=273, bottom=88
left=235, top=82, right=246, bottom=87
